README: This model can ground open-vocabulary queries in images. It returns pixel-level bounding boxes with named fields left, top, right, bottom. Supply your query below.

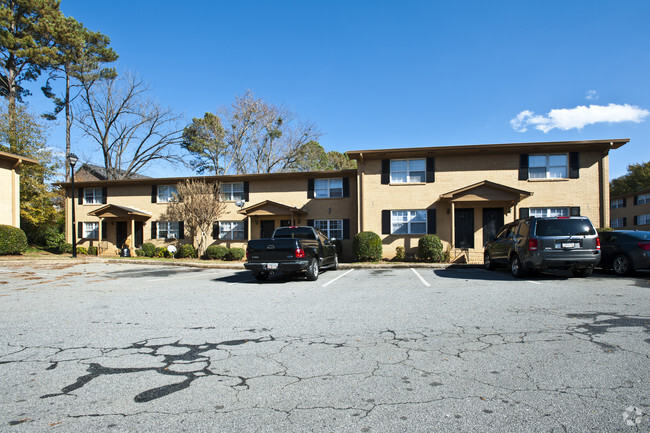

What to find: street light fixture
left=68, top=154, right=79, bottom=258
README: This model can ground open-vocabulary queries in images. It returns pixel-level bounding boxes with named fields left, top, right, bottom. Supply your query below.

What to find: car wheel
left=612, top=254, right=633, bottom=276
left=332, top=254, right=339, bottom=271
left=305, top=259, right=319, bottom=281
left=484, top=251, right=495, bottom=270
left=254, top=272, right=268, bottom=282
left=571, top=266, right=593, bottom=278
left=510, top=255, right=526, bottom=278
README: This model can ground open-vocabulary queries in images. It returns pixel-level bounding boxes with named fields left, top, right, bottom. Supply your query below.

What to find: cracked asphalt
left=0, top=260, right=649, bottom=432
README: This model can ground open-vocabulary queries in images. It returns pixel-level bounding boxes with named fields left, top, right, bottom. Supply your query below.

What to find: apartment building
left=59, top=139, right=627, bottom=262
left=0, top=151, right=38, bottom=228
left=610, top=189, right=650, bottom=230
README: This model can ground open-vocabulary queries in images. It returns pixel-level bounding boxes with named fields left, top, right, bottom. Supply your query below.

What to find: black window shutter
left=77, top=221, right=83, bottom=239
left=102, top=187, right=107, bottom=204
left=518, top=154, right=529, bottom=180
left=243, top=181, right=249, bottom=201
left=426, top=157, right=435, bottom=183
left=178, top=221, right=184, bottom=239
left=520, top=208, right=530, bottom=218
left=623, top=197, right=627, bottom=207
left=634, top=196, right=638, bottom=205
left=623, top=217, right=627, bottom=227
left=307, top=179, right=315, bottom=198
left=569, top=152, right=579, bottom=179
left=342, top=177, right=350, bottom=197
left=427, top=209, right=436, bottom=234
left=382, top=210, right=391, bottom=234
left=570, top=206, right=580, bottom=216
left=381, top=159, right=390, bottom=184
left=634, top=216, right=638, bottom=225
left=151, top=185, right=157, bottom=203
left=243, top=219, right=249, bottom=240
left=101, top=221, right=107, bottom=239
left=213, top=222, right=219, bottom=240
left=151, top=222, right=157, bottom=239
left=307, top=219, right=314, bottom=226
left=78, top=188, right=83, bottom=204
left=343, top=219, right=350, bottom=239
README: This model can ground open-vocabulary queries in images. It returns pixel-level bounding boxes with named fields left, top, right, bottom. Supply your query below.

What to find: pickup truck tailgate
left=246, top=239, right=300, bottom=262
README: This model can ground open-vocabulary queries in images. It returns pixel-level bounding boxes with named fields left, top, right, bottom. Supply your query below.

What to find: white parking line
left=147, top=272, right=222, bottom=282
left=410, top=268, right=431, bottom=287
left=526, top=280, right=542, bottom=285
left=322, top=269, right=354, bottom=287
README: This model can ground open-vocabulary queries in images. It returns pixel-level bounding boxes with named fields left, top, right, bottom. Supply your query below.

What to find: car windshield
left=535, top=219, right=596, bottom=236
left=627, top=231, right=650, bottom=241
left=273, top=227, right=315, bottom=239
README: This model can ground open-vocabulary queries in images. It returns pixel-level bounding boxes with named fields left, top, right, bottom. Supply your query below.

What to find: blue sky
left=29, top=0, right=650, bottom=179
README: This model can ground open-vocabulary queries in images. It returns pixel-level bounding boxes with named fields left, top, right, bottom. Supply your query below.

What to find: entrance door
left=260, top=220, right=275, bottom=238
left=455, top=209, right=474, bottom=249
left=116, top=221, right=128, bottom=248
left=482, top=208, right=504, bottom=246
left=134, top=221, right=144, bottom=248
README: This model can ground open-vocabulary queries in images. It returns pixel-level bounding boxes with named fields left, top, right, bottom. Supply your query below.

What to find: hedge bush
left=0, top=225, right=28, bottom=255
left=87, top=246, right=98, bottom=256
left=76, top=246, right=88, bottom=255
left=135, top=249, right=145, bottom=257
left=394, top=246, right=405, bottom=261
left=205, top=245, right=228, bottom=260
left=59, top=243, right=73, bottom=254
left=226, top=247, right=246, bottom=261
left=154, top=247, right=171, bottom=258
left=176, top=244, right=197, bottom=258
left=43, top=227, right=66, bottom=251
left=353, top=231, right=382, bottom=262
left=418, top=234, right=444, bottom=262
left=141, top=242, right=156, bottom=257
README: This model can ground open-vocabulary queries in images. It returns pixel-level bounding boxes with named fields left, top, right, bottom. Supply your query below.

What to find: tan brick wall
left=0, top=160, right=18, bottom=227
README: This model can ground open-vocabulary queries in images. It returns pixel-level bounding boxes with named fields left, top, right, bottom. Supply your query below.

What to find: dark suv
left=484, top=216, right=601, bottom=278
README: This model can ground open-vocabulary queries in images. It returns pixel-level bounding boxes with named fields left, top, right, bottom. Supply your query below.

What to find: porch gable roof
left=87, top=204, right=152, bottom=220
left=238, top=200, right=307, bottom=217
left=439, top=180, right=533, bottom=202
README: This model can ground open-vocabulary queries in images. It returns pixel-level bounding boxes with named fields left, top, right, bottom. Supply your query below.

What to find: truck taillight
left=528, top=239, right=538, bottom=251
left=596, top=237, right=601, bottom=250
left=638, top=242, right=650, bottom=251
left=295, top=248, right=305, bottom=258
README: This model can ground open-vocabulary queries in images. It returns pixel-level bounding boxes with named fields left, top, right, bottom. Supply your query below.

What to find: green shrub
left=597, top=227, right=614, bottom=233
left=0, top=225, right=28, bottom=255
left=87, top=246, right=98, bottom=256
left=142, top=242, right=156, bottom=257
left=418, top=234, right=444, bottom=262
left=76, top=246, right=88, bottom=255
left=43, top=226, right=65, bottom=251
left=394, top=246, right=405, bottom=261
left=353, top=231, right=382, bottom=262
left=135, top=249, right=145, bottom=257
left=205, top=245, right=228, bottom=260
left=176, top=244, right=197, bottom=258
left=59, top=243, right=73, bottom=254
left=154, top=247, right=170, bottom=258
left=226, top=247, right=246, bottom=261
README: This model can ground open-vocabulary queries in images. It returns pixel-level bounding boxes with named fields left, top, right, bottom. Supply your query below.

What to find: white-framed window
left=611, top=218, right=625, bottom=228
left=637, top=214, right=650, bottom=225
left=529, top=207, right=569, bottom=218
left=391, top=210, right=426, bottom=234
left=83, top=222, right=99, bottom=239
left=637, top=193, right=650, bottom=205
left=219, top=221, right=245, bottom=240
left=314, top=178, right=343, bottom=198
left=390, top=159, right=425, bottom=183
left=314, top=219, right=343, bottom=239
left=83, top=188, right=103, bottom=205
left=611, top=198, right=625, bottom=209
left=157, top=221, right=179, bottom=239
left=221, top=182, right=244, bottom=201
left=528, top=154, right=567, bottom=179
left=157, top=185, right=178, bottom=203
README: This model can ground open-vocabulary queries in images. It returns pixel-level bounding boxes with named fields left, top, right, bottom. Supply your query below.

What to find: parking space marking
left=147, top=271, right=223, bottom=282
left=410, top=268, right=431, bottom=287
left=321, top=269, right=354, bottom=287
left=526, top=280, right=542, bottom=285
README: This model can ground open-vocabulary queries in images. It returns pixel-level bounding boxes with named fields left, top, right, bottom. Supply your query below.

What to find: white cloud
left=510, top=103, right=650, bottom=133
left=586, top=90, right=598, bottom=100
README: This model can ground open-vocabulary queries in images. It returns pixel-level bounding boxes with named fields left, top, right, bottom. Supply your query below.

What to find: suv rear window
left=535, top=219, right=596, bottom=236
left=273, top=227, right=315, bottom=239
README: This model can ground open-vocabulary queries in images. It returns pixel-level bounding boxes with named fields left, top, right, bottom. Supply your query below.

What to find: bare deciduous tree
left=75, top=73, right=182, bottom=179
left=164, top=179, right=226, bottom=257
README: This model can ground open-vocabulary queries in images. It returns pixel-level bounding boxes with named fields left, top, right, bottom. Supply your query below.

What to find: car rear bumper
left=244, top=260, right=310, bottom=273
left=526, top=250, right=601, bottom=269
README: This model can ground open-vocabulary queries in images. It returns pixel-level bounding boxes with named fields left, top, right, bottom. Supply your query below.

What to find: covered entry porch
left=238, top=200, right=308, bottom=239
left=439, top=181, right=532, bottom=263
left=87, top=204, right=152, bottom=255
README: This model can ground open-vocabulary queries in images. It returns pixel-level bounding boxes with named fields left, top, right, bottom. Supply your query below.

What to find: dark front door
left=482, top=208, right=504, bottom=246
left=455, top=209, right=474, bottom=249
left=135, top=221, right=144, bottom=248
left=116, top=221, right=128, bottom=248
left=260, top=220, right=275, bottom=238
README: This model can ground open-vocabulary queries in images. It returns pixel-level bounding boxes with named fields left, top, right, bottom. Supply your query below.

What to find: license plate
left=266, top=263, right=278, bottom=270
left=560, top=242, right=575, bottom=249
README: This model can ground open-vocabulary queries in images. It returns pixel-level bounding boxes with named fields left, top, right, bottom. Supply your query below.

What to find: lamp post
left=68, top=154, right=79, bottom=258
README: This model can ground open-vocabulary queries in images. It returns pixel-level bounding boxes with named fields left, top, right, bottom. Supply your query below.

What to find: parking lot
left=0, top=260, right=648, bottom=432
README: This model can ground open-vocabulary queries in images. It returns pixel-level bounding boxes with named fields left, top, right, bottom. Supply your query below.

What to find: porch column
left=130, top=219, right=135, bottom=254
left=451, top=201, right=456, bottom=248
left=97, top=218, right=103, bottom=256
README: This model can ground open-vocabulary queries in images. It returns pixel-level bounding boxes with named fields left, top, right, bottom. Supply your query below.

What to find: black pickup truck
left=244, top=226, right=338, bottom=281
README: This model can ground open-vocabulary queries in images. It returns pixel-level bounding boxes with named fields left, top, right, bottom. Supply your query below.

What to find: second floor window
left=221, top=182, right=244, bottom=201
left=315, top=178, right=343, bottom=198
left=611, top=198, right=625, bottom=209
left=529, top=154, right=567, bottom=179
left=391, top=210, right=426, bottom=234
left=84, top=188, right=103, bottom=205
left=390, top=159, right=425, bottom=183
left=637, top=193, right=650, bottom=205
left=157, top=221, right=179, bottom=238
left=157, top=185, right=178, bottom=203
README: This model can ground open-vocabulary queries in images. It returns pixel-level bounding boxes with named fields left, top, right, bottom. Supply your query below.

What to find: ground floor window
left=611, top=218, right=625, bottom=228
left=158, top=221, right=180, bottom=239
left=314, top=219, right=343, bottom=239
left=529, top=207, right=569, bottom=218
left=636, top=214, right=650, bottom=225
left=220, top=221, right=245, bottom=240
left=392, top=210, right=426, bottom=234
left=83, top=222, right=99, bottom=239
